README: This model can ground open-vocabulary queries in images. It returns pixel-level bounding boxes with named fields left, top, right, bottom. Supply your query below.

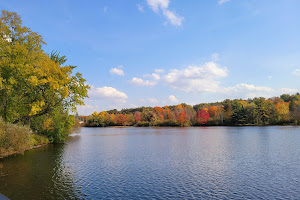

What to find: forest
left=84, top=93, right=300, bottom=127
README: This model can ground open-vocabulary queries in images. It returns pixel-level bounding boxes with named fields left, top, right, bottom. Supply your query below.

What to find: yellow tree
left=0, top=11, right=89, bottom=142
left=275, top=102, right=289, bottom=122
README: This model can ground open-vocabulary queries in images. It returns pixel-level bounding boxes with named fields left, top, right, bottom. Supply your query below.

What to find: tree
left=253, top=97, right=271, bottom=124
left=208, top=106, right=218, bottom=118
left=197, top=109, right=209, bottom=125
left=244, top=102, right=257, bottom=124
left=153, top=106, right=164, bottom=115
left=222, top=99, right=233, bottom=124
left=275, top=102, right=289, bottom=123
left=116, top=114, right=127, bottom=126
left=231, top=100, right=247, bottom=125
left=134, top=111, right=142, bottom=122
left=280, top=94, right=291, bottom=102
left=177, top=111, right=187, bottom=126
left=0, top=11, right=89, bottom=142
left=291, top=101, right=300, bottom=124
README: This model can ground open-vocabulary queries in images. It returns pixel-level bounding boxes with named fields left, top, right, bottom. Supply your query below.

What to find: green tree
left=231, top=100, right=246, bottom=125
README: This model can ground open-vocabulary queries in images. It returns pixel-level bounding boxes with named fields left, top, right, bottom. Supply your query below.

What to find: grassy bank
left=0, top=118, right=49, bottom=158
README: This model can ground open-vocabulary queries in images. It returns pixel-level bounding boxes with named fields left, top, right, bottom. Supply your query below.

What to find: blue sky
left=1, top=0, right=300, bottom=115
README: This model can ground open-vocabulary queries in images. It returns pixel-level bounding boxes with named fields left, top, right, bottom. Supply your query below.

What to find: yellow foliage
left=29, top=101, right=45, bottom=116
left=42, top=118, right=54, bottom=130
left=240, top=100, right=247, bottom=107
left=29, top=76, right=38, bottom=86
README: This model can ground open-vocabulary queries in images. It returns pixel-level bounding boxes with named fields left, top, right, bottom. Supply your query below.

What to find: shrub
left=0, top=118, right=32, bottom=158
left=31, top=109, right=75, bottom=143
left=31, top=134, right=49, bottom=146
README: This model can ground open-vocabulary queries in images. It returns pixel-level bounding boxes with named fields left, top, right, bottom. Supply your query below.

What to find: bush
left=31, top=109, right=75, bottom=143
left=0, top=118, right=33, bottom=158
left=31, top=134, right=49, bottom=146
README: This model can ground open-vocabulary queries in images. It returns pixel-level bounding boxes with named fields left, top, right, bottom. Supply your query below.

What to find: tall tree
left=0, top=10, right=89, bottom=142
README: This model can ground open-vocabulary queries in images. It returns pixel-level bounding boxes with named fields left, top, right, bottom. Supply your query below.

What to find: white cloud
left=144, top=73, right=161, bottom=80
left=162, top=9, right=183, bottom=27
left=146, top=0, right=183, bottom=27
left=222, top=83, right=275, bottom=99
left=279, top=88, right=299, bottom=94
left=155, top=69, right=165, bottom=73
left=137, top=4, right=144, bottom=12
left=141, top=98, right=159, bottom=104
left=77, top=104, right=100, bottom=115
left=147, top=0, right=169, bottom=12
left=293, top=69, right=300, bottom=76
left=130, top=77, right=157, bottom=86
left=218, top=0, right=231, bottom=5
left=110, top=65, right=125, bottom=76
left=163, top=62, right=228, bottom=92
left=89, top=86, right=128, bottom=103
left=268, top=75, right=272, bottom=80
left=220, top=83, right=299, bottom=99
left=129, top=104, right=138, bottom=108
left=148, top=98, right=159, bottom=104
left=168, top=95, right=179, bottom=103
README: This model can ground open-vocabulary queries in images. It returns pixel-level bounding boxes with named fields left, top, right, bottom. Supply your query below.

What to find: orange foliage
left=208, top=106, right=218, bottom=117
left=153, top=107, right=165, bottom=115
left=177, top=111, right=187, bottom=125
left=116, top=114, right=126, bottom=126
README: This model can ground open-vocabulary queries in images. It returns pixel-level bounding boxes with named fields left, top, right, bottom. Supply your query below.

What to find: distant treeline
left=83, top=93, right=300, bottom=127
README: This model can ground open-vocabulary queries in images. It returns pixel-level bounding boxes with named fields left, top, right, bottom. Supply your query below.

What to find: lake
left=1, top=126, right=300, bottom=199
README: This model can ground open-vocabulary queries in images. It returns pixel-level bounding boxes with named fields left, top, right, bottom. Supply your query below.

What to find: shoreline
left=84, top=124, right=299, bottom=128
left=0, top=143, right=49, bottom=159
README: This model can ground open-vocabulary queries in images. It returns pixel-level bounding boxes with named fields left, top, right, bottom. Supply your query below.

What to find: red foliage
left=134, top=112, right=142, bottom=122
left=197, top=109, right=209, bottom=124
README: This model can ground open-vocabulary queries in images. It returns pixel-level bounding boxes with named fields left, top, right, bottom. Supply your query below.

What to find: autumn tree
left=0, top=11, right=89, bottom=142
left=153, top=106, right=164, bottom=115
left=197, top=109, right=209, bottom=125
left=274, top=102, right=289, bottom=123
left=116, top=114, right=127, bottom=126
left=222, top=99, right=233, bottom=124
left=177, top=111, right=187, bottom=126
left=134, top=111, right=142, bottom=122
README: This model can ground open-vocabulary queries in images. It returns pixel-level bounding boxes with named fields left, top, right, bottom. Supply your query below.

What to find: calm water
left=1, top=127, right=300, bottom=199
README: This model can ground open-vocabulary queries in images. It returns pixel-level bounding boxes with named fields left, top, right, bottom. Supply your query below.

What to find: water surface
left=1, top=127, right=300, bottom=199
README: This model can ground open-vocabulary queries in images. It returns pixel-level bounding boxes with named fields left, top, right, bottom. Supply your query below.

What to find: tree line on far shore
left=84, top=93, right=300, bottom=127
